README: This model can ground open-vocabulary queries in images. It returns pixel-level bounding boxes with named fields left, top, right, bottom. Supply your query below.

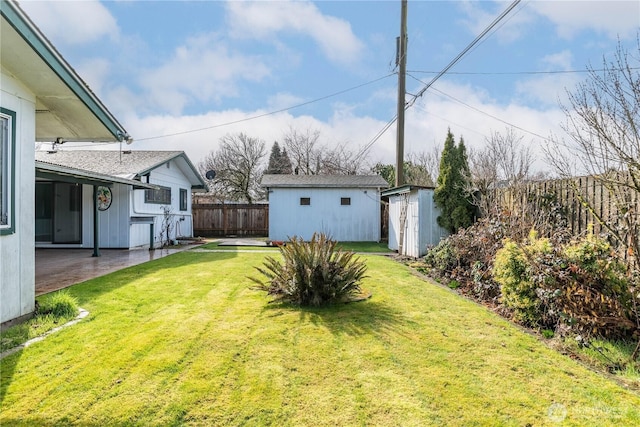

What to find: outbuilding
left=261, top=174, right=388, bottom=242
left=382, top=185, right=449, bottom=257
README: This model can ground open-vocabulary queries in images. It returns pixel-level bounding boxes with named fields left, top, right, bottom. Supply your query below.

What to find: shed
left=261, top=174, right=388, bottom=242
left=34, top=150, right=206, bottom=249
left=1, top=1, right=129, bottom=325
left=382, top=185, right=449, bottom=257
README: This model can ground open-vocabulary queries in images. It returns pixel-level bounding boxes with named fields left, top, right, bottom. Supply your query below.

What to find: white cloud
left=531, top=0, right=640, bottom=39
left=75, top=58, right=111, bottom=97
left=457, top=0, right=536, bottom=43
left=266, top=93, right=307, bottom=111
left=515, top=50, right=581, bottom=106
left=110, top=78, right=566, bottom=177
left=225, top=0, right=364, bottom=66
left=18, top=0, right=119, bottom=45
left=140, top=34, right=271, bottom=114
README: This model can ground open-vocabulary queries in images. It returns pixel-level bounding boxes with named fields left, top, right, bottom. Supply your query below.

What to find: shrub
left=422, top=214, right=507, bottom=303
left=557, top=235, right=636, bottom=338
left=493, top=231, right=554, bottom=327
left=251, top=233, right=368, bottom=306
left=37, top=290, right=79, bottom=319
left=493, top=231, right=637, bottom=338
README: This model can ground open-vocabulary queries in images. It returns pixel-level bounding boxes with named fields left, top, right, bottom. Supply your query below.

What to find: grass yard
left=1, top=250, right=639, bottom=426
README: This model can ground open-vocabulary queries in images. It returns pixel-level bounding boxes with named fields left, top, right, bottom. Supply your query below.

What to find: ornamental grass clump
left=250, top=233, right=368, bottom=306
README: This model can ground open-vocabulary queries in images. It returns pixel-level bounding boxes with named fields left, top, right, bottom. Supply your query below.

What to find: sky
left=19, top=0, right=640, bottom=172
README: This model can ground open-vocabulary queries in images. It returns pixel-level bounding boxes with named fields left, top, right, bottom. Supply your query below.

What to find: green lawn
left=1, top=250, right=639, bottom=426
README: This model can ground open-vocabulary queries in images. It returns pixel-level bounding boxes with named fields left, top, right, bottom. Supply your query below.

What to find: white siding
left=269, top=187, right=381, bottom=241
left=387, top=188, right=448, bottom=257
left=81, top=183, right=131, bottom=248
left=0, top=72, right=36, bottom=324
left=129, top=158, right=194, bottom=248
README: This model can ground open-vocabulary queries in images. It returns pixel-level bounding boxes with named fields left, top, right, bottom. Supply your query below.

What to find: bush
left=37, top=290, right=79, bottom=319
left=251, top=233, right=368, bottom=306
left=423, top=215, right=506, bottom=302
left=493, top=231, right=555, bottom=327
left=493, top=231, right=637, bottom=338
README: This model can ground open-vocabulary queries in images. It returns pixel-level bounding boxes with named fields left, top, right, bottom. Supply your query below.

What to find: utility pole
left=395, top=0, right=407, bottom=187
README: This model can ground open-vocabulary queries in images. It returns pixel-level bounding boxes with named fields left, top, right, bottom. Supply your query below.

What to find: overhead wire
left=134, top=73, right=395, bottom=142
left=406, top=72, right=551, bottom=141
left=406, top=67, right=640, bottom=76
left=354, top=0, right=523, bottom=162
left=406, top=0, right=522, bottom=109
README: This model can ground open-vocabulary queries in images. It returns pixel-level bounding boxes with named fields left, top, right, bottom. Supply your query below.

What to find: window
left=179, top=188, right=188, bottom=211
left=300, top=197, right=311, bottom=206
left=1, top=108, right=15, bottom=234
left=145, top=186, right=171, bottom=204
left=340, top=197, right=351, bottom=206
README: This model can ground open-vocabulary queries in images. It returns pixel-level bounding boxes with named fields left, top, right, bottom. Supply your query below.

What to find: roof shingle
left=261, top=174, right=389, bottom=188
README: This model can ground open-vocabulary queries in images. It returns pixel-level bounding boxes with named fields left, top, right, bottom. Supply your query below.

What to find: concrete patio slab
left=35, top=246, right=196, bottom=296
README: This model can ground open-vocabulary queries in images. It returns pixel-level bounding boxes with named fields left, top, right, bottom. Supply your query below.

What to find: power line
left=357, top=0, right=523, bottom=161
left=407, top=67, right=640, bottom=76
left=407, top=71, right=550, bottom=141
left=407, top=0, right=522, bottom=109
left=134, top=73, right=395, bottom=142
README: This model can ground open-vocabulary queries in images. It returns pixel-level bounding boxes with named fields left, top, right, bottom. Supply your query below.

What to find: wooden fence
left=488, top=175, right=639, bottom=265
left=193, top=203, right=268, bottom=237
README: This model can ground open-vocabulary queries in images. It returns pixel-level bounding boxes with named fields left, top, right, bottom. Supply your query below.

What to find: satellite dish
left=205, top=170, right=216, bottom=180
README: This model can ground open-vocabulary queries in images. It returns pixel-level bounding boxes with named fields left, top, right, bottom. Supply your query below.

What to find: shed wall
left=387, top=189, right=448, bottom=257
left=269, top=187, right=381, bottom=241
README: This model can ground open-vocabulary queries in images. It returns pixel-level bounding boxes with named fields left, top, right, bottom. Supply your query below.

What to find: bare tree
left=469, top=127, right=536, bottom=215
left=283, top=126, right=368, bottom=175
left=199, top=133, right=266, bottom=204
left=283, top=127, right=323, bottom=175
left=543, top=37, right=640, bottom=359
left=544, top=37, right=640, bottom=267
left=407, top=147, right=441, bottom=186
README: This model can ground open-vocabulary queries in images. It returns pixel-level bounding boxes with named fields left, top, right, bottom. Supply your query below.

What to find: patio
left=35, top=246, right=195, bottom=295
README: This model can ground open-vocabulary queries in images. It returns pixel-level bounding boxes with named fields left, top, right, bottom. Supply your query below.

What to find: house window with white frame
left=0, top=108, right=15, bottom=234
left=145, top=186, right=171, bottom=204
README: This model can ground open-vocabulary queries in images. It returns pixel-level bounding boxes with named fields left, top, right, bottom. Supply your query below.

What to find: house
left=34, top=150, right=206, bottom=249
left=382, top=185, right=449, bottom=257
left=1, top=1, right=130, bottom=325
left=261, top=174, right=389, bottom=242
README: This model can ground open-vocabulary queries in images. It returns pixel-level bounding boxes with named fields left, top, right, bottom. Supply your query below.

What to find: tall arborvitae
left=434, top=129, right=475, bottom=233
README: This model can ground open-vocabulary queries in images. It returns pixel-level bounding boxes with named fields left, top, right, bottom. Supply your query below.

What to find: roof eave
left=36, top=161, right=157, bottom=189
left=1, top=1, right=129, bottom=142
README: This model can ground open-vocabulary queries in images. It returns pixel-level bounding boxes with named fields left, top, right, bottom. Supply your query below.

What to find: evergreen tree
left=266, top=142, right=283, bottom=174
left=280, top=148, right=293, bottom=174
left=265, top=142, right=293, bottom=174
left=434, top=129, right=475, bottom=233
